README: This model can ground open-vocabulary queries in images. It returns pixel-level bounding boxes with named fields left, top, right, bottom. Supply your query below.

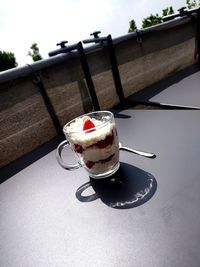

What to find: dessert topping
left=83, top=119, right=95, bottom=133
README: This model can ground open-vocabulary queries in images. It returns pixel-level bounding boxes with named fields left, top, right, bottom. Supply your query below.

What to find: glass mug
left=56, top=111, right=120, bottom=179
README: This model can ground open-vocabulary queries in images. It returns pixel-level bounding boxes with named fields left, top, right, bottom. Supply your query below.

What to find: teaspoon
left=119, top=143, right=156, bottom=158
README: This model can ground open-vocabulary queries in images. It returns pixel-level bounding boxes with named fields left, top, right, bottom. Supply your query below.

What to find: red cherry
left=83, top=119, right=95, bottom=132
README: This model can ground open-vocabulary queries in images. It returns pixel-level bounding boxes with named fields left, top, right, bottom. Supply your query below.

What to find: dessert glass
left=56, top=111, right=120, bottom=179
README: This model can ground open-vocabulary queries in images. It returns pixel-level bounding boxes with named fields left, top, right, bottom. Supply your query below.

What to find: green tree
left=186, top=0, right=200, bottom=9
left=0, top=51, right=17, bottom=71
left=28, top=43, right=42, bottom=62
left=162, top=6, right=174, bottom=16
left=128, top=19, right=137, bottom=33
left=142, top=14, right=163, bottom=29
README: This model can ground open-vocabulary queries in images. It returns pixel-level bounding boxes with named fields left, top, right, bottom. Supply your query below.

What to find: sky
left=1, top=0, right=187, bottom=66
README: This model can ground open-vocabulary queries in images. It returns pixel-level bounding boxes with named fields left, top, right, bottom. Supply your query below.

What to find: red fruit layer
left=85, top=161, right=95, bottom=169
left=95, top=132, right=114, bottom=149
left=85, top=154, right=115, bottom=169
left=74, top=144, right=83, bottom=153
left=74, top=131, right=115, bottom=154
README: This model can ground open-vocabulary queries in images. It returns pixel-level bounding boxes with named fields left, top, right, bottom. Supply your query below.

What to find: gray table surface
left=1, top=110, right=200, bottom=267
left=129, top=64, right=200, bottom=109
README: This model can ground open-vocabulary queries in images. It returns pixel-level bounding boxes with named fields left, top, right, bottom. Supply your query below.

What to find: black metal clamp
left=56, top=41, right=68, bottom=48
left=83, top=31, right=105, bottom=44
left=163, top=6, right=198, bottom=22
left=90, top=31, right=101, bottom=42
left=178, top=7, right=187, bottom=15
left=83, top=32, right=125, bottom=103
left=48, top=42, right=77, bottom=57
left=136, top=29, right=143, bottom=46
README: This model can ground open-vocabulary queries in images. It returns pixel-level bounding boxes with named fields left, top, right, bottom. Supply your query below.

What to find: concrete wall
left=0, top=17, right=198, bottom=167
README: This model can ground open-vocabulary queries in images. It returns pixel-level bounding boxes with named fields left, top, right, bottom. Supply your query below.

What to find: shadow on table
left=76, top=162, right=157, bottom=209
left=111, top=110, right=132, bottom=119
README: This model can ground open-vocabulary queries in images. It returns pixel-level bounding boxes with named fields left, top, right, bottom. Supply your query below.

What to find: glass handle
left=56, top=140, right=82, bottom=170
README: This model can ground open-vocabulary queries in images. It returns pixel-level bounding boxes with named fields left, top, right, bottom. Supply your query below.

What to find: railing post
left=77, top=42, right=100, bottom=111
left=83, top=33, right=125, bottom=103
left=106, top=35, right=125, bottom=102
left=27, top=65, right=65, bottom=138
left=49, top=42, right=100, bottom=111
left=196, top=8, right=200, bottom=66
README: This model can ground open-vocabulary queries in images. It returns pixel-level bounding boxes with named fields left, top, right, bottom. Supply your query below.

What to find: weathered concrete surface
left=120, top=39, right=196, bottom=98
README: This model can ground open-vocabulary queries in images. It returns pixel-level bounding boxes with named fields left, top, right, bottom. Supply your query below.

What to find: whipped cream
left=64, top=116, right=114, bottom=148
left=87, top=153, right=119, bottom=175
left=82, top=143, right=117, bottom=161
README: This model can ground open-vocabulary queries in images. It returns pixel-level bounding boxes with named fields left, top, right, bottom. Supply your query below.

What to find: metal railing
left=0, top=10, right=199, bottom=84
left=0, top=9, right=200, bottom=137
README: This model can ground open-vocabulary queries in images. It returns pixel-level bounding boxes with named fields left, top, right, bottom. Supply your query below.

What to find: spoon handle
left=120, top=146, right=156, bottom=158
